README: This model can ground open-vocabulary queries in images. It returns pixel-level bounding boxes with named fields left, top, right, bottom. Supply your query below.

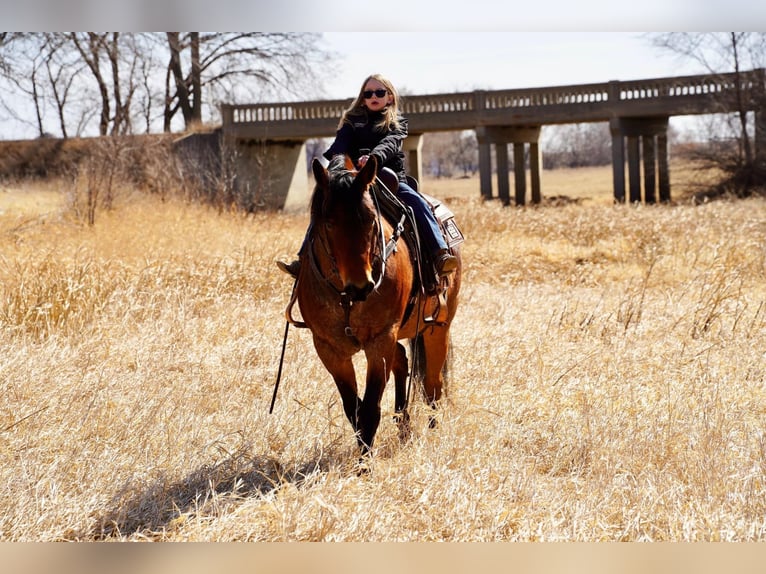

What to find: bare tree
left=162, top=32, right=328, bottom=132
left=43, top=34, right=88, bottom=139
left=542, top=123, right=612, bottom=169
left=651, top=32, right=766, bottom=194
left=0, top=33, right=17, bottom=74
left=68, top=32, right=148, bottom=136
left=2, top=32, right=330, bottom=139
left=0, top=34, right=51, bottom=137
left=423, top=131, right=478, bottom=178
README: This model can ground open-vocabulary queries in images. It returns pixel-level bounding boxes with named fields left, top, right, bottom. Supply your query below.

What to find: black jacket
left=323, top=110, right=409, bottom=181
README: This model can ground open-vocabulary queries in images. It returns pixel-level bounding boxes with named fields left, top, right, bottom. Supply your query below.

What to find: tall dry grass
left=1, top=164, right=765, bottom=541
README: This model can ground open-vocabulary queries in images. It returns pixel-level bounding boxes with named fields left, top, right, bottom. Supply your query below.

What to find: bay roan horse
left=291, top=155, right=462, bottom=454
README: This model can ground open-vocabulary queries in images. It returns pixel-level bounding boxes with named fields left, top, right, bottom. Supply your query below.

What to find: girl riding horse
left=277, top=73, right=457, bottom=279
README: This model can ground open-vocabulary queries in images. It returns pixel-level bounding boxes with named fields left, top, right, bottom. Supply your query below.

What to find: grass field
left=1, top=163, right=765, bottom=541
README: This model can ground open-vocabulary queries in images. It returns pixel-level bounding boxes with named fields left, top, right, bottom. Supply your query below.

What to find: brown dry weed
left=1, top=164, right=766, bottom=541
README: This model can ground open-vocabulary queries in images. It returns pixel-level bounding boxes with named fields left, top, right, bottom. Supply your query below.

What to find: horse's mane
left=327, top=154, right=350, bottom=174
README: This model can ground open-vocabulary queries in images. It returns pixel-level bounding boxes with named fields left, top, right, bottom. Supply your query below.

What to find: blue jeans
left=397, top=181, right=448, bottom=255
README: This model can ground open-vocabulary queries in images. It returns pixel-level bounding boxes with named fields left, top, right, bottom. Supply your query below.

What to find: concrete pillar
left=496, top=143, right=510, bottom=205
left=657, top=133, right=670, bottom=202
left=755, top=69, right=766, bottom=169
left=175, top=131, right=309, bottom=211
left=610, top=118, right=626, bottom=203
left=530, top=142, right=542, bottom=204
left=476, top=127, right=493, bottom=199
left=475, top=125, right=540, bottom=204
left=756, top=107, right=766, bottom=168
left=643, top=135, right=656, bottom=204
left=627, top=135, right=641, bottom=203
left=232, top=138, right=309, bottom=211
left=612, top=117, right=670, bottom=204
left=513, top=142, right=526, bottom=205
left=478, top=141, right=493, bottom=199
left=403, top=133, right=423, bottom=183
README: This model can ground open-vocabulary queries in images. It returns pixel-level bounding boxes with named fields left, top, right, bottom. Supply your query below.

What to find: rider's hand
left=357, top=154, right=370, bottom=168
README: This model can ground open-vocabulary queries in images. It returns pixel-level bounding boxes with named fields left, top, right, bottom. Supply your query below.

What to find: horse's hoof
left=394, top=411, right=412, bottom=443
left=392, top=411, right=409, bottom=424
left=355, top=454, right=373, bottom=476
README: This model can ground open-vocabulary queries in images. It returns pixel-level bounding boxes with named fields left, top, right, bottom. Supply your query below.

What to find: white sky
left=317, top=32, right=699, bottom=100
left=313, top=32, right=709, bottom=138
left=0, top=32, right=709, bottom=140
left=2, top=0, right=759, bottom=142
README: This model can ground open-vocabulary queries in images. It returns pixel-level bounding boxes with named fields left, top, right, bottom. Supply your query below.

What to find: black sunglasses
left=363, top=89, right=388, bottom=99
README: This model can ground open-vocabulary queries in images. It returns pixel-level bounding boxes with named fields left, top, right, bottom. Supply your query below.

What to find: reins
left=271, top=277, right=296, bottom=414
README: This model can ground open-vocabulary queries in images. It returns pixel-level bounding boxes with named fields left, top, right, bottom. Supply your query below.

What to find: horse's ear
left=357, top=154, right=377, bottom=189
left=312, top=158, right=328, bottom=188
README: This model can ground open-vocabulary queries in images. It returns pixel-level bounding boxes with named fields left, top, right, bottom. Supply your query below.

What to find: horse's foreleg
left=334, top=376, right=362, bottom=433
left=314, top=339, right=360, bottom=432
left=358, top=338, right=397, bottom=452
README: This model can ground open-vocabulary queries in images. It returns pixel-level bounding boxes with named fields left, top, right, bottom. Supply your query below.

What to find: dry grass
left=2, top=163, right=766, bottom=541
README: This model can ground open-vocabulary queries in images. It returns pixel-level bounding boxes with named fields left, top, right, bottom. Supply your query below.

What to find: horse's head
left=310, top=155, right=379, bottom=302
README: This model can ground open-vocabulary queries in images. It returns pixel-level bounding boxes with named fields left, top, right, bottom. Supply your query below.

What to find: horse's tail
left=409, top=334, right=452, bottom=397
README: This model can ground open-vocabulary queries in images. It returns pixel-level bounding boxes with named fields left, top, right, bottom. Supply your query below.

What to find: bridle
left=284, top=178, right=406, bottom=342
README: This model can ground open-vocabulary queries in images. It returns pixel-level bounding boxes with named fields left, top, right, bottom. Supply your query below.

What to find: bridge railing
left=482, top=82, right=611, bottom=109
left=400, top=92, right=477, bottom=114
left=617, top=69, right=765, bottom=100
left=221, top=69, right=765, bottom=134
left=222, top=98, right=352, bottom=124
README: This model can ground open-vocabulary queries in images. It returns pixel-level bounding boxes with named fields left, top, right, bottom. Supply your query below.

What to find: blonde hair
left=338, top=73, right=402, bottom=132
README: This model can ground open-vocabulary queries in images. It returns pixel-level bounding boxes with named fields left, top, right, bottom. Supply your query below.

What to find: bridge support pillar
left=175, top=132, right=310, bottom=211
left=530, top=142, right=542, bottom=204
left=404, top=133, right=424, bottom=184
left=496, top=143, right=510, bottom=204
left=475, top=125, right=542, bottom=205
left=755, top=68, right=766, bottom=172
left=477, top=136, right=493, bottom=200
left=610, top=117, right=670, bottom=204
left=756, top=106, right=766, bottom=174
left=513, top=142, right=526, bottom=205
left=232, top=137, right=309, bottom=211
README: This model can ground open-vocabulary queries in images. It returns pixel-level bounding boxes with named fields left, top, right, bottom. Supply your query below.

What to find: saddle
left=375, top=168, right=464, bottom=324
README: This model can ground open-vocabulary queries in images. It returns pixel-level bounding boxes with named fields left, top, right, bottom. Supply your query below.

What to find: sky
left=1, top=0, right=760, bottom=140
left=317, top=33, right=697, bottom=100
left=313, top=32, right=714, bottom=139
left=0, top=32, right=709, bottom=140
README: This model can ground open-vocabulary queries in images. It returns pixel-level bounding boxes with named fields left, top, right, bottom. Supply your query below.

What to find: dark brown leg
left=392, top=342, right=411, bottom=441
left=313, top=337, right=360, bottom=433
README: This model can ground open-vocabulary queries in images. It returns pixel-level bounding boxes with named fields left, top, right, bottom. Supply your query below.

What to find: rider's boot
left=433, top=249, right=457, bottom=277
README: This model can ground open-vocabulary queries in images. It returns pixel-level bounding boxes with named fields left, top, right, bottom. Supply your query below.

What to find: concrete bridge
left=219, top=69, right=765, bottom=208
